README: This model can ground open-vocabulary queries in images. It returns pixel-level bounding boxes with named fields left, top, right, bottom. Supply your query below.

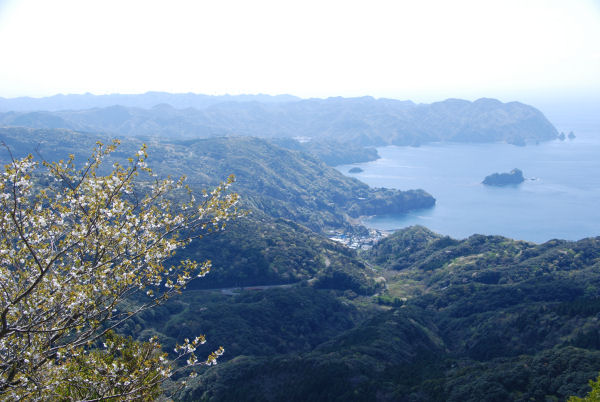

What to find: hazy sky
left=0, top=0, right=599, bottom=102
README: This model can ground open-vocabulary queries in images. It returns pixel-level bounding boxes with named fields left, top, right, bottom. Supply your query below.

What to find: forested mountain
left=174, top=213, right=381, bottom=295
left=0, top=96, right=558, bottom=147
left=159, top=227, right=600, bottom=401
left=269, top=137, right=380, bottom=166
left=0, top=127, right=434, bottom=233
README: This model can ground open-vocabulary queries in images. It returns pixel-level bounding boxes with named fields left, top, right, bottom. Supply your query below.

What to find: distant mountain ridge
left=0, top=91, right=300, bottom=111
left=0, top=93, right=558, bottom=147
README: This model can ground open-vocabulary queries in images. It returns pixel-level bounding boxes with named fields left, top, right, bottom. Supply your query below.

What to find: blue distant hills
left=0, top=93, right=558, bottom=147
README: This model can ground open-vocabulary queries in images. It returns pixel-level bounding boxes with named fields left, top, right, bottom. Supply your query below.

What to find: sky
left=0, top=0, right=599, bottom=104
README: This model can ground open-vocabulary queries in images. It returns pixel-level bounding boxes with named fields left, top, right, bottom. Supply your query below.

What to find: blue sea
left=339, top=128, right=600, bottom=243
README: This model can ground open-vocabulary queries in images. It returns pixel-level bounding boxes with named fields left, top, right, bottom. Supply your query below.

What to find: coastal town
left=328, top=228, right=390, bottom=250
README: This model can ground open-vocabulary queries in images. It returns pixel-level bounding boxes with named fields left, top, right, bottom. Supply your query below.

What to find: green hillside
left=159, top=227, right=600, bottom=401
left=173, top=213, right=380, bottom=295
left=0, top=127, right=434, bottom=233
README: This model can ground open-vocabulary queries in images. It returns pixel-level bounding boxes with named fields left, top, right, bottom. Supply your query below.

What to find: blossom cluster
left=0, top=141, right=240, bottom=400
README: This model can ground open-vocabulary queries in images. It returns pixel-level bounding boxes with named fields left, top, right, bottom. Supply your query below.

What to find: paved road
left=206, top=283, right=299, bottom=296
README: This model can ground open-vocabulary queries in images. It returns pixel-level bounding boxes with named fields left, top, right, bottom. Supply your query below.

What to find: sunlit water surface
left=338, top=130, right=600, bottom=243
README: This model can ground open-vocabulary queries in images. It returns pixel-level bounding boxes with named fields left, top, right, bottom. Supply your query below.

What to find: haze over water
left=340, top=127, right=600, bottom=243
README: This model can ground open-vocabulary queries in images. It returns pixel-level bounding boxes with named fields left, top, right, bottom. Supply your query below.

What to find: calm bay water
left=339, top=130, right=600, bottom=243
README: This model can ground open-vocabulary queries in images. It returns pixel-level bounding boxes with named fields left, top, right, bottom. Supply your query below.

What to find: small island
left=348, top=167, right=364, bottom=173
left=482, top=168, right=525, bottom=186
